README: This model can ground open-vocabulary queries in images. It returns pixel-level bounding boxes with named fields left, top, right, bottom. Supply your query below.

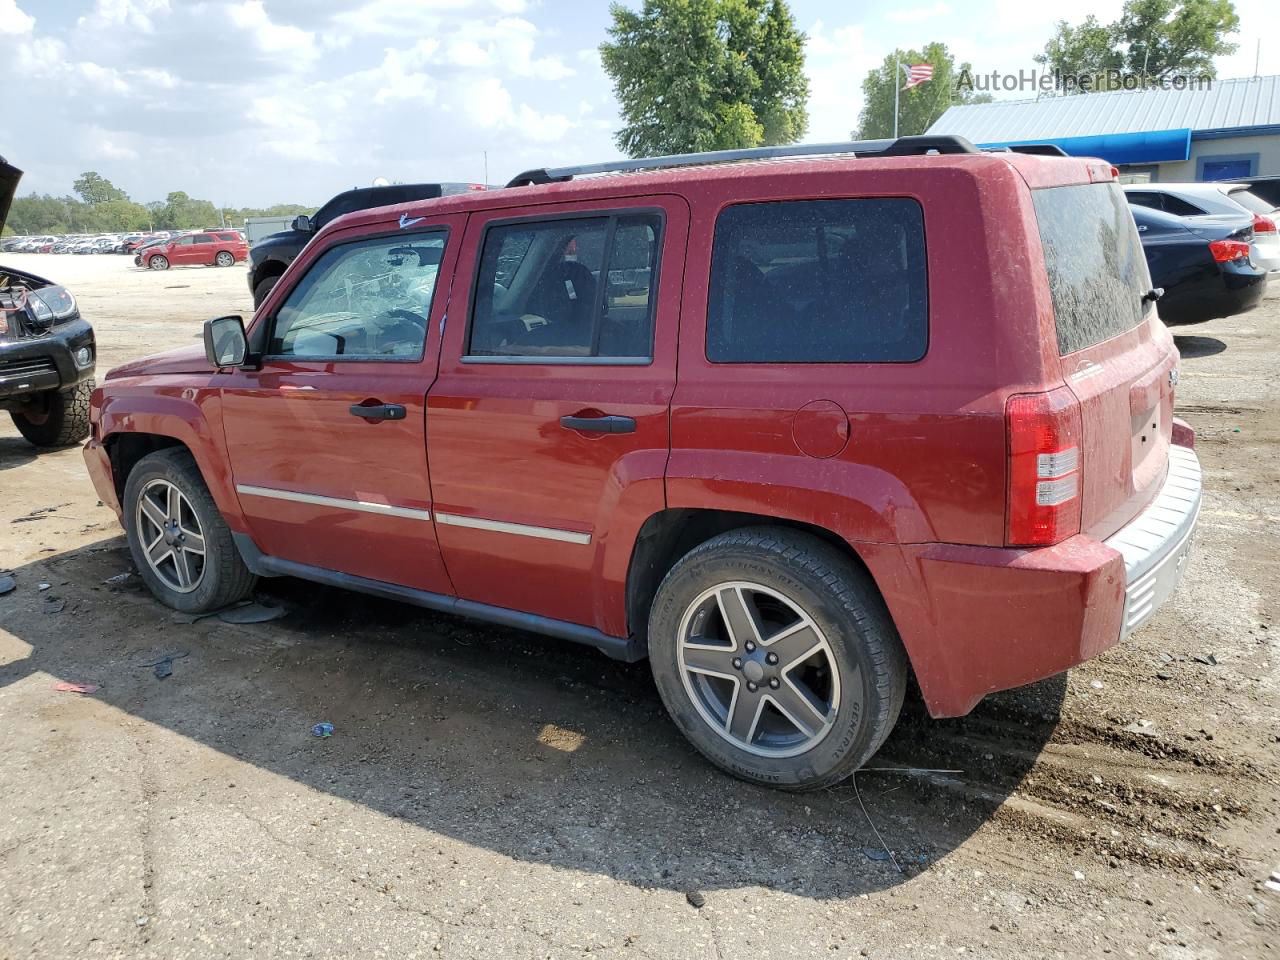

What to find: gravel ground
left=0, top=253, right=1276, bottom=959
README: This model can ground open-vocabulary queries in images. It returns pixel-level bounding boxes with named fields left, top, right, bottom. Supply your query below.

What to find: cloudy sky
left=2, top=0, right=1276, bottom=207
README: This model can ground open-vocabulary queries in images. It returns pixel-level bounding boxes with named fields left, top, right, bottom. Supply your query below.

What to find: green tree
left=156, top=191, right=219, bottom=230
left=856, top=42, right=990, bottom=139
left=600, top=0, right=808, bottom=158
left=72, top=171, right=127, bottom=205
left=1036, top=0, right=1239, bottom=88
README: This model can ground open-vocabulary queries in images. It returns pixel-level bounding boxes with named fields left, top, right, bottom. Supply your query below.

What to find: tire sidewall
left=149, top=255, right=168, bottom=270
left=124, top=454, right=229, bottom=613
left=649, top=539, right=886, bottom=789
left=216, top=252, right=233, bottom=267
left=253, top=274, right=279, bottom=307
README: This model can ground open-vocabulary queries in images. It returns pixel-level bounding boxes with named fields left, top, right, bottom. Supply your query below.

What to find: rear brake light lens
left=1252, top=213, right=1276, bottom=234
left=1006, top=388, right=1082, bottom=547
left=1208, top=239, right=1250, bottom=263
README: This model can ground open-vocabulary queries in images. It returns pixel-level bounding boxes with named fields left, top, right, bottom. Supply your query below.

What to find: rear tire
left=647, top=527, right=907, bottom=791
left=148, top=254, right=169, bottom=270
left=215, top=251, right=235, bottom=267
left=253, top=274, right=279, bottom=307
left=124, top=448, right=257, bottom=613
left=10, top=380, right=93, bottom=448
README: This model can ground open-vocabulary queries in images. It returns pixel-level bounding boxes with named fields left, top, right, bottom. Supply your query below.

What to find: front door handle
left=350, top=402, right=406, bottom=421
left=559, top=414, right=637, bottom=434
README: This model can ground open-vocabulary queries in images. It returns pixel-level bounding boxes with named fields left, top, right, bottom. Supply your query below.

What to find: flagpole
left=893, top=52, right=900, bottom=139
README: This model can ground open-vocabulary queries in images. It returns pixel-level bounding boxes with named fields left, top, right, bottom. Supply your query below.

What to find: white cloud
left=886, top=3, right=952, bottom=24
left=0, top=0, right=34, bottom=34
left=804, top=21, right=873, bottom=141
left=229, top=0, right=316, bottom=59
left=77, top=0, right=170, bottom=34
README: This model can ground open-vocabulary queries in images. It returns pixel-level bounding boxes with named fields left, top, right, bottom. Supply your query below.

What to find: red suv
left=83, top=136, right=1201, bottom=790
left=137, top=231, right=247, bottom=270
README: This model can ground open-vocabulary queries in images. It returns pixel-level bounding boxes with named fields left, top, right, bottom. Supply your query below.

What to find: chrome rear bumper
left=1104, top=443, right=1202, bottom=640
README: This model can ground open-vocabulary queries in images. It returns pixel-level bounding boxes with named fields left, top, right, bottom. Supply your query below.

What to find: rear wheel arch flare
left=625, top=508, right=890, bottom=645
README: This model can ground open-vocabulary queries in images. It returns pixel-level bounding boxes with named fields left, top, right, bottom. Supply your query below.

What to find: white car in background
left=1124, top=182, right=1280, bottom=274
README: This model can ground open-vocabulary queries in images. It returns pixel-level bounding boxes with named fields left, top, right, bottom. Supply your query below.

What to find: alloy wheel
left=135, top=478, right=206, bottom=593
left=677, top=581, right=841, bottom=758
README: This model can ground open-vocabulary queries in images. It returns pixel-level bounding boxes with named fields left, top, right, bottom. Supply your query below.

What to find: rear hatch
left=1031, top=180, right=1178, bottom=541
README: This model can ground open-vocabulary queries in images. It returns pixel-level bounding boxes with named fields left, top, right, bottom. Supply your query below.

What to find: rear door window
left=706, top=198, right=927, bottom=363
left=1032, top=183, right=1149, bottom=356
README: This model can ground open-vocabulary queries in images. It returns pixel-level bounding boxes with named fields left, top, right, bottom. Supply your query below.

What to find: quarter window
left=268, top=232, right=446, bottom=360
left=468, top=213, right=661, bottom=360
left=706, top=198, right=928, bottom=363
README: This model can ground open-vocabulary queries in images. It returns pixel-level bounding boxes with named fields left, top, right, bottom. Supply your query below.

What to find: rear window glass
left=706, top=198, right=927, bottom=363
left=1227, top=188, right=1272, bottom=215
left=1032, top=183, right=1149, bottom=356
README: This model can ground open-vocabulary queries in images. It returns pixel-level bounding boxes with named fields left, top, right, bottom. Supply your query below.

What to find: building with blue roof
left=927, top=74, right=1280, bottom=182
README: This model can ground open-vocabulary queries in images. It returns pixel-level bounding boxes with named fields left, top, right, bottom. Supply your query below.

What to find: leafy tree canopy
left=600, top=0, right=809, bottom=157
left=6, top=173, right=315, bottom=236
left=1036, top=0, right=1239, bottom=86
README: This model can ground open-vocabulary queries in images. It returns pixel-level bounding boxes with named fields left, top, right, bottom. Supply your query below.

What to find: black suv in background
left=247, top=182, right=485, bottom=305
left=0, top=158, right=95, bottom=447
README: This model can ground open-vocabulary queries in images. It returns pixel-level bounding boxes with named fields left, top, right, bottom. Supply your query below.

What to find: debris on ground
left=311, top=722, right=335, bottom=738
left=103, top=572, right=136, bottom=586
left=1191, top=653, right=1219, bottom=666
left=52, top=682, right=100, bottom=695
left=138, top=650, right=190, bottom=679
left=10, top=504, right=66, bottom=524
left=38, top=582, right=51, bottom=591
left=0, top=574, right=14, bottom=595
left=685, top=890, right=706, bottom=909
left=217, top=601, right=288, bottom=624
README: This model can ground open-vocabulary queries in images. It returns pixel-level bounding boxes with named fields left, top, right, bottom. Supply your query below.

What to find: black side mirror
left=292, top=214, right=313, bottom=233
left=204, top=315, right=248, bottom=368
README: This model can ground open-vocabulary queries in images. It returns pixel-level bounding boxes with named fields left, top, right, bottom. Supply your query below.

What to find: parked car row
left=2, top=229, right=246, bottom=258
left=1125, top=181, right=1277, bottom=325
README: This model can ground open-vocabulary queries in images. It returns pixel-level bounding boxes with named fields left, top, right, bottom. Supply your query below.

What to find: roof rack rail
left=505, top=134, right=980, bottom=188
left=981, top=143, right=1070, bottom=157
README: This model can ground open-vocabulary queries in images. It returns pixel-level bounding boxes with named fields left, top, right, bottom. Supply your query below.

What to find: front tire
left=252, top=274, right=279, bottom=307
left=648, top=528, right=907, bottom=791
left=10, top=380, right=93, bottom=448
left=148, top=254, right=169, bottom=270
left=124, top=448, right=257, bottom=613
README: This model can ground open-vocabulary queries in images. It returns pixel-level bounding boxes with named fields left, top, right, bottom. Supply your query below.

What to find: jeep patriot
left=82, top=135, right=1202, bottom=790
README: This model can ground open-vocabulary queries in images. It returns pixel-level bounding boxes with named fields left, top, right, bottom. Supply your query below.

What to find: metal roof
left=927, top=75, right=1280, bottom=142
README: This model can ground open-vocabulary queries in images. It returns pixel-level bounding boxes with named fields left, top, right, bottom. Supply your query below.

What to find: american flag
left=902, top=63, right=934, bottom=90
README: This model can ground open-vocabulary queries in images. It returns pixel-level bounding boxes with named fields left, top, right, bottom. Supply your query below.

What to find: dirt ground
left=1, top=252, right=1276, bottom=960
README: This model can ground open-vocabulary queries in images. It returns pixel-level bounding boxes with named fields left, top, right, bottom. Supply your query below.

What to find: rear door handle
left=559, top=414, right=636, bottom=434
left=350, top=402, right=406, bottom=421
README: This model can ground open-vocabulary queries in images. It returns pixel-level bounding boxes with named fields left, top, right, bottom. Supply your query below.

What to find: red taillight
left=1208, top=239, right=1250, bottom=263
left=1006, top=388, right=1082, bottom=547
left=1252, top=213, right=1276, bottom=234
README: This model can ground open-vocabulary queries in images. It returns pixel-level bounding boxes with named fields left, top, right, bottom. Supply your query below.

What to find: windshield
left=1032, top=182, right=1150, bottom=356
